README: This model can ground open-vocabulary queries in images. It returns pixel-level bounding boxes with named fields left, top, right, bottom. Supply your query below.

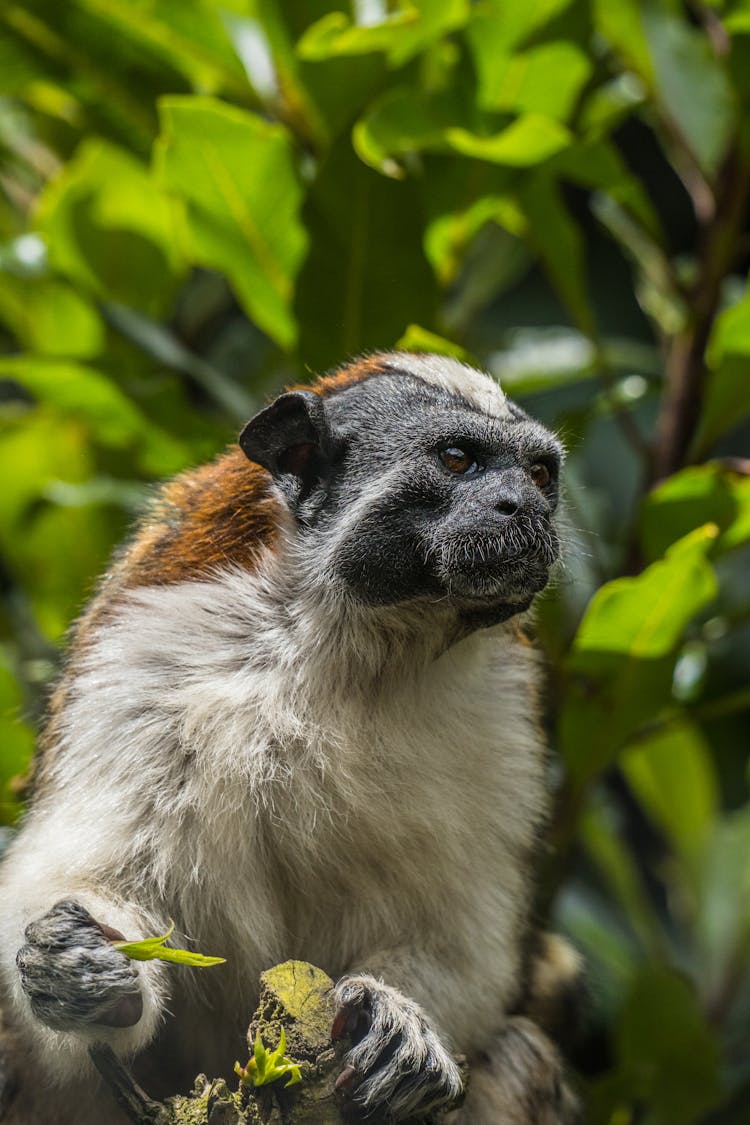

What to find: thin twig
left=89, top=1045, right=168, bottom=1125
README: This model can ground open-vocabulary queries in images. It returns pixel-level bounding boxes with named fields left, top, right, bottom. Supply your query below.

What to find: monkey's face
left=240, top=357, right=563, bottom=624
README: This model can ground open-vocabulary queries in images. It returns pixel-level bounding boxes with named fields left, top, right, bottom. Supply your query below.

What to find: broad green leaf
left=473, top=41, right=592, bottom=121
left=621, top=721, right=718, bottom=862
left=156, top=97, right=306, bottom=350
left=0, top=357, right=189, bottom=475
left=297, top=0, right=470, bottom=68
left=0, top=275, right=104, bottom=358
left=424, top=192, right=526, bottom=287
left=697, top=286, right=750, bottom=450
left=641, top=464, right=750, bottom=560
left=561, top=527, right=719, bottom=782
left=36, top=140, right=181, bottom=317
left=590, top=0, right=654, bottom=84
left=574, top=525, right=719, bottom=659
left=353, top=86, right=466, bottom=178
left=294, top=139, right=436, bottom=370
left=74, top=0, right=249, bottom=96
left=466, top=0, right=577, bottom=94
left=445, top=114, right=572, bottom=166
left=643, top=7, right=736, bottom=177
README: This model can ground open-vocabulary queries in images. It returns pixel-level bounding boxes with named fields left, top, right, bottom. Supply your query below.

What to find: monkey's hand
left=332, top=974, right=463, bottom=1121
left=16, top=899, right=143, bottom=1032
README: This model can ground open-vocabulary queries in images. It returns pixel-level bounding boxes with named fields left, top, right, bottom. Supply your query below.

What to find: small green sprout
left=234, top=1028, right=302, bottom=1089
left=113, top=921, right=226, bottom=967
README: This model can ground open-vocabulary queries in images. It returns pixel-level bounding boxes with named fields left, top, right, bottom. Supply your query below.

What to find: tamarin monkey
left=0, top=353, right=581, bottom=1124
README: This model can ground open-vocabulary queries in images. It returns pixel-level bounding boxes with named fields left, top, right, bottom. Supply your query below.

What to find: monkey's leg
left=444, top=1017, right=578, bottom=1125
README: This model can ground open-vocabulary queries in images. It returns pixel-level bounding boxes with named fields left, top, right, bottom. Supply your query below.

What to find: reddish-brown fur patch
left=116, top=449, right=281, bottom=590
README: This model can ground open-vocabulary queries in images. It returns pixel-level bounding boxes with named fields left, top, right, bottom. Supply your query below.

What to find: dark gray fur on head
left=241, top=368, right=564, bottom=627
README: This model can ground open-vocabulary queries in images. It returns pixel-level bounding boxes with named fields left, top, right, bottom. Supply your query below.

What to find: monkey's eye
left=439, top=447, right=480, bottom=475
left=529, top=462, right=553, bottom=489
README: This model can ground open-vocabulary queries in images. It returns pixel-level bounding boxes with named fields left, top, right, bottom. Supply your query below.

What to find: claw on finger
left=334, top=1065, right=358, bottom=1091
left=332, top=1004, right=366, bottom=1042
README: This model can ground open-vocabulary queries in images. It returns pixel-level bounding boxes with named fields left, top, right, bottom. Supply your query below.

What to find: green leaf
left=74, top=0, right=250, bottom=96
left=696, top=285, right=750, bottom=450
left=115, top=922, right=226, bottom=967
left=643, top=7, right=736, bottom=178
left=554, top=139, right=663, bottom=242
left=445, top=114, right=572, bottom=166
left=295, top=138, right=436, bottom=370
left=465, top=0, right=577, bottom=95
left=590, top=0, right=654, bottom=85
left=0, top=356, right=189, bottom=475
left=621, top=721, right=719, bottom=862
left=36, top=140, right=182, bottom=318
left=0, top=275, right=104, bottom=359
left=297, top=0, right=470, bottom=67
left=641, top=464, right=750, bottom=560
left=156, top=96, right=306, bottom=350
left=561, top=526, right=719, bottom=782
left=472, top=41, right=592, bottom=121
left=693, top=806, right=750, bottom=1000
left=573, top=525, right=719, bottom=660
left=353, top=85, right=466, bottom=178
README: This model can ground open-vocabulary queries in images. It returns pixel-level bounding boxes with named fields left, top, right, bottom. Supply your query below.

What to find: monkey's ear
left=239, top=391, right=333, bottom=503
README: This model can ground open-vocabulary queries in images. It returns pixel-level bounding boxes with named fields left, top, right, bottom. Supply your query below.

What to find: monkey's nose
left=495, top=498, right=520, bottom=518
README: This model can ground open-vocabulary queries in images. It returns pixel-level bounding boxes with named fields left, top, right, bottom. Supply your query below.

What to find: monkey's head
left=240, top=353, right=563, bottom=626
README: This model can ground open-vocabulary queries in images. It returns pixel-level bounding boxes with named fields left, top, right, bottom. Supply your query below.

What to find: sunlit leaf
left=0, top=356, right=189, bottom=474
left=36, top=140, right=182, bottom=318
left=0, top=275, right=104, bottom=359
left=156, top=96, right=306, bottom=350
left=641, top=464, right=750, bottom=560
left=445, top=115, right=572, bottom=166
left=621, top=720, right=718, bottom=862
left=574, top=525, right=719, bottom=660
left=295, top=139, right=436, bottom=369
left=115, top=922, right=226, bottom=966
left=642, top=7, right=736, bottom=178
left=297, top=0, right=470, bottom=67
left=473, top=40, right=592, bottom=121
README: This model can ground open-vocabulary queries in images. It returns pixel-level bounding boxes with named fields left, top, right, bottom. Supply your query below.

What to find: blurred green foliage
left=1, top=1, right=750, bottom=1121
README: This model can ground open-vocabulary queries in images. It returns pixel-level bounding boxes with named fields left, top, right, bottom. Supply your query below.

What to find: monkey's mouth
left=433, top=526, right=559, bottom=602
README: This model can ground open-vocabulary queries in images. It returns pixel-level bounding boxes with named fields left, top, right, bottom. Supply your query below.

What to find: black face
left=240, top=369, right=563, bottom=623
